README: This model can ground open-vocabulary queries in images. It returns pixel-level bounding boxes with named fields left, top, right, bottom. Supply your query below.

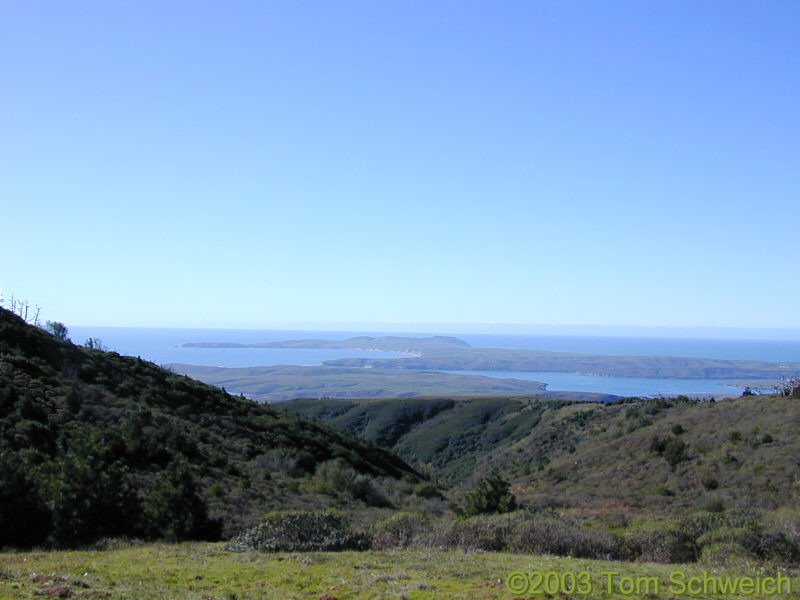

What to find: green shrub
left=313, top=458, right=392, bottom=507
left=701, top=475, right=719, bottom=490
left=697, top=527, right=760, bottom=553
left=512, top=515, right=625, bottom=560
left=371, top=513, right=429, bottom=550
left=412, top=481, right=441, bottom=499
left=226, top=511, right=368, bottom=552
left=680, top=510, right=760, bottom=542
left=701, top=499, right=725, bottom=513
left=625, top=518, right=697, bottom=563
left=759, top=511, right=800, bottom=563
left=421, top=514, right=517, bottom=552
left=699, top=542, right=757, bottom=567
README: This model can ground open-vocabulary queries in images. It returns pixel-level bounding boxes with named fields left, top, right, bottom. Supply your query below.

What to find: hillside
left=282, top=396, right=576, bottom=481
left=0, top=308, right=421, bottom=547
left=285, top=393, right=800, bottom=514
left=500, top=393, right=800, bottom=515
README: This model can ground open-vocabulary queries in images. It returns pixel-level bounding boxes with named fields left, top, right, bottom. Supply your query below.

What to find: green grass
left=1, top=544, right=798, bottom=599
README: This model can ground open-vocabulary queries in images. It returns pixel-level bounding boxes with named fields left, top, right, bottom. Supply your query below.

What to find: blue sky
left=1, top=1, right=798, bottom=330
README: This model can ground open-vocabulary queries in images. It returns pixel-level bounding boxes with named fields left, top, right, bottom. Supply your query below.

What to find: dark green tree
left=0, top=449, right=51, bottom=548
left=461, top=472, right=517, bottom=517
left=44, top=321, right=69, bottom=341
left=663, top=438, right=688, bottom=469
left=142, top=458, right=221, bottom=541
left=47, top=439, right=140, bottom=546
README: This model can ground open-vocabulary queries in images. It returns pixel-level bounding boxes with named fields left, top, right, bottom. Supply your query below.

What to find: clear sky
left=1, top=1, right=798, bottom=330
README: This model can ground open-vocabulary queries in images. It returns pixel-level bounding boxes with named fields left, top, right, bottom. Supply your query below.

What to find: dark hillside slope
left=285, top=393, right=800, bottom=515
left=0, top=308, right=418, bottom=547
left=283, top=396, right=574, bottom=481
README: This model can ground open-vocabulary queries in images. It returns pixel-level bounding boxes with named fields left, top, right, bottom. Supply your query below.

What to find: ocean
left=66, top=326, right=800, bottom=397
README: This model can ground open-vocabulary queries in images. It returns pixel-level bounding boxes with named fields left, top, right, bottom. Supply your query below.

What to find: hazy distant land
left=166, top=363, right=583, bottom=402
left=184, top=335, right=800, bottom=380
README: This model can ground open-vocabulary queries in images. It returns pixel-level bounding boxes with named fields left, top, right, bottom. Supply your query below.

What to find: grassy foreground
left=1, top=544, right=799, bottom=600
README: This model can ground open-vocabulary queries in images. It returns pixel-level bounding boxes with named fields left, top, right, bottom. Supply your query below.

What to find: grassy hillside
left=0, top=308, right=422, bottom=546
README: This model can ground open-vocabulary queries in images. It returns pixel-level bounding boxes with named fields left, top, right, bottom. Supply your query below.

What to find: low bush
left=226, top=511, right=369, bottom=552
left=625, top=519, right=697, bottom=563
left=313, top=459, right=392, bottom=507
left=512, top=514, right=625, bottom=560
left=697, top=527, right=760, bottom=554
left=699, top=542, right=757, bottom=567
left=371, top=513, right=429, bottom=550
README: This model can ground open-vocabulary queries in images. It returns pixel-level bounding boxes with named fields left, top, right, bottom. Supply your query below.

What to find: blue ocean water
left=457, top=334, right=800, bottom=362
left=66, top=326, right=800, bottom=397
left=67, top=327, right=411, bottom=368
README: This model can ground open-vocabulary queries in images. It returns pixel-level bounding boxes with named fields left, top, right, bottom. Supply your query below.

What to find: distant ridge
left=183, top=334, right=471, bottom=351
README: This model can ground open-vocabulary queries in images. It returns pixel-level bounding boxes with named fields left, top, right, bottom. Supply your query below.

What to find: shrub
left=421, top=514, right=518, bottom=552
left=371, top=513, right=429, bottom=550
left=412, top=481, right=441, bottom=499
left=663, top=438, right=688, bottom=468
left=649, top=436, right=667, bottom=454
left=699, top=542, right=757, bottom=567
left=701, top=475, right=719, bottom=490
left=226, top=511, right=368, bottom=552
left=625, top=518, right=697, bottom=563
left=313, top=459, right=392, bottom=507
left=759, top=511, right=800, bottom=563
left=702, top=499, right=726, bottom=513
left=680, top=510, right=760, bottom=542
left=512, top=515, right=625, bottom=560
left=697, top=527, right=760, bottom=554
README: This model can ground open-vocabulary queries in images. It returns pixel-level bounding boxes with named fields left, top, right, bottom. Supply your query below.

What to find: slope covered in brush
left=285, top=392, right=800, bottom=515
left=0, top=308, right=419, bottom=547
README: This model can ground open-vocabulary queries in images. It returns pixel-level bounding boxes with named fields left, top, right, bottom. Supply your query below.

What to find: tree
left=45, top=321, right=69, bottom=341
left=142, top=458, right=221, bottom=541
left=84, top=337, right=108, bottom=351
left=0, top=449, right=51, bottom=548
left=460, top=472, right=517, bottom=517
left=663, top=438, right=688, bottom=469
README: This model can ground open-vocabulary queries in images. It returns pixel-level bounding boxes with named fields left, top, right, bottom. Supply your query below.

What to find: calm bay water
left=67, top=326, right=800, bottom=397
left=443, top=370, right=751, bottom=398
